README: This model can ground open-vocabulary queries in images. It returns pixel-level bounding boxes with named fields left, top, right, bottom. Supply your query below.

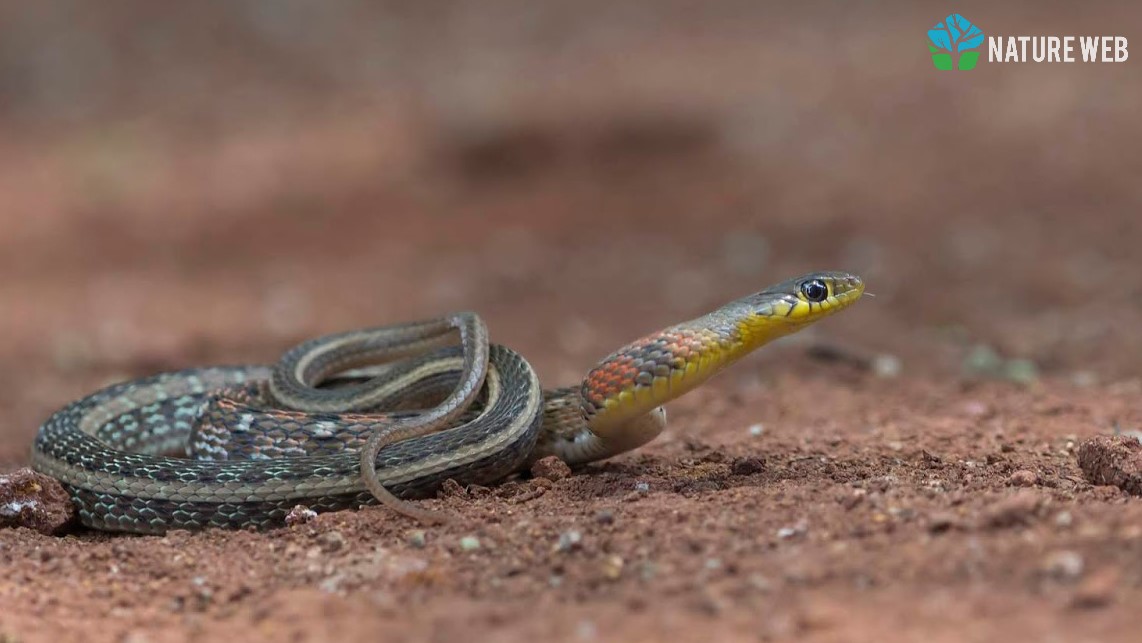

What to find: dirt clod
left=439, top=479, right=467, bottom=497
left=730, top=456, right=765, bottom=476
left=0, top=469, right=75, bottom=535
left=530, top=456, right=572, bottom=481
left=1076, top=436, right=1142, bottom=496
left=1008, top=470, right=1039, bottom=487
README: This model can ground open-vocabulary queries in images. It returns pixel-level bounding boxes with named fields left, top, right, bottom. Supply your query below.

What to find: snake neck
left=578, top=309, right=803, bottom=441
left=532, top=387, right=667, bottom=465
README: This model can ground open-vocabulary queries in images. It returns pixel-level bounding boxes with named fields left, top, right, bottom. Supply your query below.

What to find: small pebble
left=621, top=482, right=652, bottom=502
left=406, top=530, right=427, bottom=549
left=872, top=354, right=902, bottom=378
left=530, top=456, right=572, bottom=482
left=1054, top=511, right=1074, bottom=528
left=1041, top=550, right=1084, bottom=581
left=600, top=555, right=624, bottom=580
left=459, top=536, right=481, bottom=551
left=556, top=530, right=583, bottom=552
left=748, top=424, right=765, bottom=437
left=776, top=522, right=807, bottom=539
left=284, top=505, right=317, bottom=527
left=1008, top=470, right=1039, bottom=487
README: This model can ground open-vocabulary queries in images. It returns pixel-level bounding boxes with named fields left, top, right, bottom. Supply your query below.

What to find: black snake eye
left=800, top=279, right=828, bottom=303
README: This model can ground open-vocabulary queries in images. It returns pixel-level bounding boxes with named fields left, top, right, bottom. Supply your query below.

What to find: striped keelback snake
left=31, top=271, right=864, bottom=533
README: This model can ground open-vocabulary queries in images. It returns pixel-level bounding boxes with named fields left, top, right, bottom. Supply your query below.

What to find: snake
left=31, top=271, right=864, bottom=534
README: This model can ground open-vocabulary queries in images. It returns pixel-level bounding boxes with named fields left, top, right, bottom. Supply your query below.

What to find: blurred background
left=0, top=1, right=1139, bottom=448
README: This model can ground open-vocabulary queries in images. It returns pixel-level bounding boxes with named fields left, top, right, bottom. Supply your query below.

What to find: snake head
left=748, top=270, right=864, bottom=324
left=727, top=271, right=864, bottom=348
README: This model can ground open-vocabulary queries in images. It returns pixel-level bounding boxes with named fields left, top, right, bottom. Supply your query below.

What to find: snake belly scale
left=31, top=271, right=864, bottom=533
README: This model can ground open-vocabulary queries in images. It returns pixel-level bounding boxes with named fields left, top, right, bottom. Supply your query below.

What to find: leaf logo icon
left=928, top=14, right=985, bottom=70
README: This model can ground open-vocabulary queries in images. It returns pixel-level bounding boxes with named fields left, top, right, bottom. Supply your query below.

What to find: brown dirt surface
left=2, top=2, right=1142, bottom=642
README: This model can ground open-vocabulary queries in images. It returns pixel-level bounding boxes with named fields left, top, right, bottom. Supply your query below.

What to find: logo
left=989, top=35, right=1128, bottom=63
left=928, top=14, right=984, bottom=70
left=927, top=13, right=1129, bottom=68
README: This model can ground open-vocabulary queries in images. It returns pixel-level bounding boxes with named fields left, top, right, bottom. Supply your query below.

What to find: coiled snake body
left=32, top=271, right=863, bottom=533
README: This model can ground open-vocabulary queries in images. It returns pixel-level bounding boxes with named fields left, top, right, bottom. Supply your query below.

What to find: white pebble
left=873, top=354, right=902, bottom=378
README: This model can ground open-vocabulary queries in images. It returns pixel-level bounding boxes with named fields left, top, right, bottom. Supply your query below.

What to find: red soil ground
left=1, top=2, right=1140, bottom=641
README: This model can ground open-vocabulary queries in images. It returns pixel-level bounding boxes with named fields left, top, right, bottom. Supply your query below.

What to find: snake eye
left=800, top=279, right=829, bottom=303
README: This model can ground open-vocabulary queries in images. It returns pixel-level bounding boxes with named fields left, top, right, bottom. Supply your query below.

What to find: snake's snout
left=818, top=271, right=864, bottom=305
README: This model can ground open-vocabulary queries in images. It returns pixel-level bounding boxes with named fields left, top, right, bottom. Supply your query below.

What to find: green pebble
left=963, top=344, right=1003, bottom=376
left=1004, top=358, right=1039, bottom=384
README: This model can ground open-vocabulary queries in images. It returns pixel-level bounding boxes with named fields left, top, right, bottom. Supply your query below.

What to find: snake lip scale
left=31, top=271, right=864, bottom=533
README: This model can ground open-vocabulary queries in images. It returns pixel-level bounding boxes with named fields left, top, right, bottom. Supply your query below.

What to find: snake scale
left=31, top=271, right=864, bottom=533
